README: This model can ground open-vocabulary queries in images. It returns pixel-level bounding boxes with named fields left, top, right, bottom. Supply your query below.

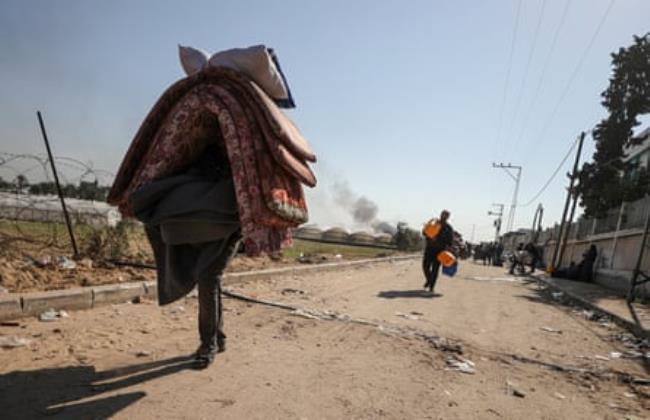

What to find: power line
left=505, top=0, right=547, bottom=157
left=523, top=0, right=615, bottom=162
left=519, top=136, right=578, bottom=207
left=493, top=0, right=523, bottom=159
left=512, top=0, right=570, bottom=158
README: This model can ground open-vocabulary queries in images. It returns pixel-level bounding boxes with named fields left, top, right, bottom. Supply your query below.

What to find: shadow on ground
left=377, top=290, right=442, bottom=299
left=0, top=355, right=195, bottom=419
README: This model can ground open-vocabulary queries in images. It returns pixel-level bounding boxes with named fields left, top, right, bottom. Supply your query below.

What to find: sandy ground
left=0, top=260, right=648, bottom=419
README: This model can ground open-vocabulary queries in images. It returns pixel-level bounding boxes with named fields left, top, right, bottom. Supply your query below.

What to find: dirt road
left=1, top=260, right=648, bottom=419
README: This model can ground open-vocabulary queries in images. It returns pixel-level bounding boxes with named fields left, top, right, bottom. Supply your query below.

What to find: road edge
left=0, top=254, right=419, bottom=321
left=532, top=274, right=650, bottom=340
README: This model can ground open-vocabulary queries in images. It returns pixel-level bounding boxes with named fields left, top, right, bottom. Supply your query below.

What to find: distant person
left=509, top=243, right=525, bottom=275
left=578, top=245, right=597, bottom=282
left=553, top=262, right=579, bottom=280
left=552, top=245, right=597, bottom=282
left=494, top=242, right=504, bottom=266
left=524, top=242, right=541, bottom=273
left=485, top=242, right=494, bottom=266
left=477, top=244, right=485, bottom=265
left=421, top=210, right=454, bottom=294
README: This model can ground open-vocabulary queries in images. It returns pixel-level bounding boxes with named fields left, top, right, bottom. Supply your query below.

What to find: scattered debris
left=281, top=288, right=306, bottom=295
left=78, top=258, right=94, bottom=269
left=505, top=381, right=526, bottom=398
left=427, top=336, right=464, bottom=355
left=38, top=309, right=69, bottom=322
left=465, top=276, right=518, bottom=282
left=581, top=310, right=597, bottom=320
left=623, top=392, right=636, bottom=399
left=623, top=376, right=650, bottom=386
left=56, top=256, right=77, bottom=270
left=594, top=355, right=610, bottom=362
left=540, top=326, right=563, bottom=334
left=0, top=335, right=31, bottom=348
left=131, top=296, right=142, bottom=304
left=609, top=351, right=622, bottom=359
left=0, top=321, right=20, bottom=327
left=554, top=392, right=566, bottom=400
left=296, top=254, right=328, bottom=264
left=135, top=350, right=152, bottom=358
left=607, top=403, right=629, bottom=412
left=445, top=355, right=476, bottom=374
left=0, top=285, right=8, bottom=294
left=551, top=292, right=564, bottom=300
left=395, top=312, right=420, bottom=321
left=290, top=308, right=336, bottom=321
left=621, top=351, right=644, bottom=359
left=33, top=255, right=53, bottom=268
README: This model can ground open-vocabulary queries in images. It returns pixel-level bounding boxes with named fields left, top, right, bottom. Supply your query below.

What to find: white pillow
left=178, top=45, right=209, bottom=76
left=178, top=44, right=295, bottom=108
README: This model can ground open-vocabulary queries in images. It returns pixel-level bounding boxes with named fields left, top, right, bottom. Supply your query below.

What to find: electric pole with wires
left=493, top=163, right=522, bottom=234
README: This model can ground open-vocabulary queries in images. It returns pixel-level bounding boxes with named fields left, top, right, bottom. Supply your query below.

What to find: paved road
left=1, top=259, right=648, bottom=419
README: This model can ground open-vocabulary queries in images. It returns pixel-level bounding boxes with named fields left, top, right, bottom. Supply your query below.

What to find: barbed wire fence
left=0, top=151, right=145, bottom=261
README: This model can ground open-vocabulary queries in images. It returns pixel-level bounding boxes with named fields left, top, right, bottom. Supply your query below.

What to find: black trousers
left=197, top=234, right=241, bottom=352
left=422, top=246, right=442, bottom=291
left=509, top=259, right=524, bottom=274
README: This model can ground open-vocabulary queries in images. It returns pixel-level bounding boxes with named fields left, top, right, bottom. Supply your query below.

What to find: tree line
left=0, top=175, right=110, bottom=201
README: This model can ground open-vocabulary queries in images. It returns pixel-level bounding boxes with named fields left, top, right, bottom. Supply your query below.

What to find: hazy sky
left=1, top=0, right=649, bottom=240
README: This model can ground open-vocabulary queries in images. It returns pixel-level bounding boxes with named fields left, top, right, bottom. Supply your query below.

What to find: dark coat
left=426, top=222, right=453, bottom=252
left=130, top=153, right=240, bottom=305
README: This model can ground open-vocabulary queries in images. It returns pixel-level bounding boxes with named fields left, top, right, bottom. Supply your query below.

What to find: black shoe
left=217, top=338, right=226, bottom=353
left=193, top=345, right=217, bottom=369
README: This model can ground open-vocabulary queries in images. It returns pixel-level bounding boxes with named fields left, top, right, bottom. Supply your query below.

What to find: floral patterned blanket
left=107, top=67, right=317, bottom=255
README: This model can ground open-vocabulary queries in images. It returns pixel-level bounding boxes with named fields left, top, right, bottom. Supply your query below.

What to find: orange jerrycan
left=423, top=220, right=441, bottom=240
left=437, top=250, right=456, bottom=267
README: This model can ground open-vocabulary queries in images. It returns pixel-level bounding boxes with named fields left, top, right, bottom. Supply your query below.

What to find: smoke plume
left=331, top=181, right=394, bottom=234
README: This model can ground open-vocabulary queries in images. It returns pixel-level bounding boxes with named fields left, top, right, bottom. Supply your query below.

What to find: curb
left=0, top=254, right=419, bottom=322
left=533, top=274, right=650, bottom=340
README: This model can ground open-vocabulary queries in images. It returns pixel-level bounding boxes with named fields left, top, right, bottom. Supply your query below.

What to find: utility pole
left=492, top=163, right=522, bottom=233
left=488, top=203, right=504, bottom=242
left=551, top=132, right=585, bottom=270
left=531, top=203, right=544, bottom=242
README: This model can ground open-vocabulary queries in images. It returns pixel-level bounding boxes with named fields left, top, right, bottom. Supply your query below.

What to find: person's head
left=440, top=210, right=450, bottom=223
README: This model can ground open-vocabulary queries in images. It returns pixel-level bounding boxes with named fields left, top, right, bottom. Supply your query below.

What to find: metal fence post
left=609, top=202, right=627, bottom=269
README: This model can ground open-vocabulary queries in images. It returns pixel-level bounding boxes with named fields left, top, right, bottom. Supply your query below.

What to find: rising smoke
left=331, top=181, right=396, bottom=234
